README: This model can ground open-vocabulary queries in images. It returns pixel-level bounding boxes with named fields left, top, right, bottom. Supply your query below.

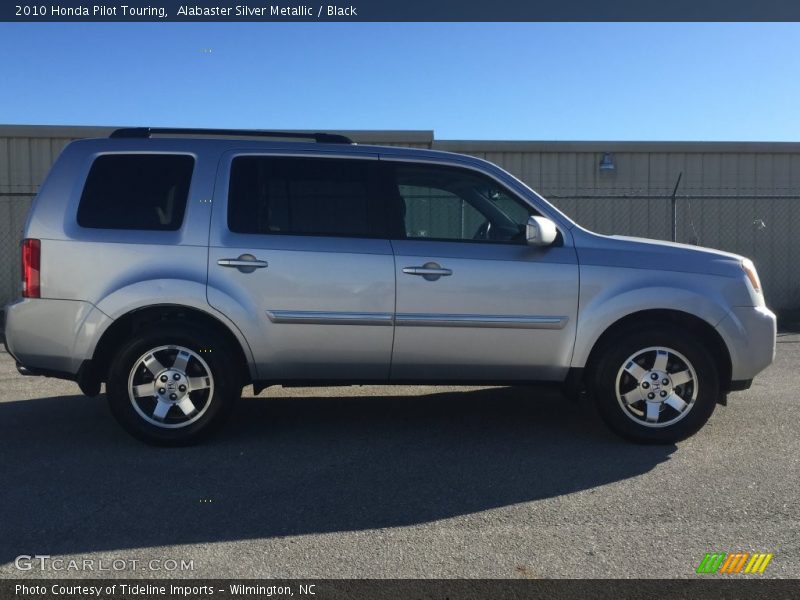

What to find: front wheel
left=106, top=325, right=241, bottom=445
left=592, top=327, right=719, bottom=443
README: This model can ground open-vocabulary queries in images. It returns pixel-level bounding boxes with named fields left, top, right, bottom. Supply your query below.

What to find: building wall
left=1, top=127, right=799, bottom=312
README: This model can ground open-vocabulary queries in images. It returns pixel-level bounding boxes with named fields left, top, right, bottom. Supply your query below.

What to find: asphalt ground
left=0, top=336, right=798, bottom=579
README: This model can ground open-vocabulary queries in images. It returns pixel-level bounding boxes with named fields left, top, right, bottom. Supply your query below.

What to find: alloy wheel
left=614, top=346, right=698, bottom=428
left=127, top=345, right=214, bottom=429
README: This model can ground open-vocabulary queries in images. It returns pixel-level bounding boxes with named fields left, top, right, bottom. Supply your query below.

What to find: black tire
left=107, top=324, right=241, bottom=445
left=591, top=325, right=719, bottom=444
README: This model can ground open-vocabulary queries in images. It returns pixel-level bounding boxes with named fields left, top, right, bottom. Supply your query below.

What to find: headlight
left=741, top=259, right=762, bottom=294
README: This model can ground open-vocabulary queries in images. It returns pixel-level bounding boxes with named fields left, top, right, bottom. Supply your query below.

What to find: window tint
left=392, top=164, right=536, bottom=243
left=228, top=156, right=382, bottom=238
left=77, top=154, right=194, bottom=230
left=400, top=184, right=485, bottom=240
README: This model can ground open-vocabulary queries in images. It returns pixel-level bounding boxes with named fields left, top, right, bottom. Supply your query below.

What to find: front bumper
left=716, top=305, right=777, bottom=382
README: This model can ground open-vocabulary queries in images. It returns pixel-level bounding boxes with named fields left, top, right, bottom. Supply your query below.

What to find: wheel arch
left=582, top=309, right=733, bottom=393
left=90, top=304, right=253, bottom=386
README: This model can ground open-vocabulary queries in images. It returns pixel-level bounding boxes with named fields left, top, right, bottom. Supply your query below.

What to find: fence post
left=671, top=172, right=683, bottom=242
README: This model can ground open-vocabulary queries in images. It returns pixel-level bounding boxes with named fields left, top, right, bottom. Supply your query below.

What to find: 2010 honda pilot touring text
left=3, top=128, right=777, bottom=445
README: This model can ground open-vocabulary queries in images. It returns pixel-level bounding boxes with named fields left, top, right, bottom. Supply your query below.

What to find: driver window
left=393, top=163, right=535, bottom=243
left=400, top=184, right=485, bottom=239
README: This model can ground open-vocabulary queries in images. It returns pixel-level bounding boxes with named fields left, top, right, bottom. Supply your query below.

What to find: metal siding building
left=1, top=126, right=799, bottom=312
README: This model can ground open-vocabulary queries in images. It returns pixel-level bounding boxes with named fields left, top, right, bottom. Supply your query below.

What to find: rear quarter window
left=77, top=154, right=194, bottom=230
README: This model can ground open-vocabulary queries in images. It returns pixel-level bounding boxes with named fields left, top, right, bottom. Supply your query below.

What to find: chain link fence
left=547, top=192, right=800, bottom=311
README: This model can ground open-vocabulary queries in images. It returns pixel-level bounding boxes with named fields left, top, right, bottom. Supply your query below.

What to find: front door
left=386, top=160, right=579, bottom=381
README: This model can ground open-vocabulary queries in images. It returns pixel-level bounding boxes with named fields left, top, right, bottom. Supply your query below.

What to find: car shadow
left=0, top=387, right=675, bottom=562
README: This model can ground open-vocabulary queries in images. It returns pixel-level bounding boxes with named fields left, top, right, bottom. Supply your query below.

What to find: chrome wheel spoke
left=176, top=397, right=197, bottom=416
left=664, top=393, right=688, bottom=413
left=624, top=361, right=647, bottom=380
left=171, top=350, right=191, bottom=373
left=671, top=370, right=693, bottom=386
left=142, top=353, right=166, bottom=376
left=152, top=399, right=172, bottom=420
left=652, top=349, right=669, bottom=372
left=188, top=376, right=211, bottom=392
left=132, top=382, right=156, bottom=398
left=621, top=392, right=640, bottom=405
left=645, top=402, right=660, bottom=423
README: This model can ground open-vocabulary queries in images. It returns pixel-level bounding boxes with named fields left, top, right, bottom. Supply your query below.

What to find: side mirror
left=525, top=216, right=558, bottom=247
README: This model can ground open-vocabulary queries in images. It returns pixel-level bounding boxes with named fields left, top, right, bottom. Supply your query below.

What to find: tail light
left=22, top=238, right=40, bottom=298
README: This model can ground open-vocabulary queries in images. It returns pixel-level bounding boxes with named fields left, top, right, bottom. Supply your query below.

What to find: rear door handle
left=402, top=267, right=453, bottom=276
left=402, top=262, right=452, bottom=281
left=218, top=259, right=268, bottom=268
left=217, top=254, right=268, bottom=272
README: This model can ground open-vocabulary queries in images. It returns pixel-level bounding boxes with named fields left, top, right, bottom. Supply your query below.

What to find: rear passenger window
left=228, top=156, right=383, bottom=238
left=77, top=154, right=194, bottom=230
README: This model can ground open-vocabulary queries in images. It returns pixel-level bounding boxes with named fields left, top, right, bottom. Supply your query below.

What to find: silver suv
left=3, top=128, right=776, bottom=445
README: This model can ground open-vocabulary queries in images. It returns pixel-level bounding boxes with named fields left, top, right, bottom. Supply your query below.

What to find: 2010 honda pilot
left=3, top=128, right=777, bottom=445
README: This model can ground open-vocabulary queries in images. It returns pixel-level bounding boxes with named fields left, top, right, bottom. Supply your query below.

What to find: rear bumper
left=716, top=305, right=777, bottom=381
left=4, top=297, right=112, bottom=376
left=15, top=361, right=77, bottom=380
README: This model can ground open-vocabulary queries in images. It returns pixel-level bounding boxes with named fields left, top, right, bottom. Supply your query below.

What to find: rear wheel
left=107, top=325, right=241, bottom=445
left=592, top=326, right=718, bottom=443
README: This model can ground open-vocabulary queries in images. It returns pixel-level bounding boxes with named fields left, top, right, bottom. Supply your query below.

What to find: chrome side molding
left=267, top=310, right=567, bottom=329
left=395, top=313, right=568, bottom=329
left=266, top=310, right=394, bottom=326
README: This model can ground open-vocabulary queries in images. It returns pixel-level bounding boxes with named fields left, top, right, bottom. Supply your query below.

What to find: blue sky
left=1, top=23, right=799, bottom=140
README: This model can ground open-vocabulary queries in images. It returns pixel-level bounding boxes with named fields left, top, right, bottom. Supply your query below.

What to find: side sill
left=252, top=379, right=568, bottom=394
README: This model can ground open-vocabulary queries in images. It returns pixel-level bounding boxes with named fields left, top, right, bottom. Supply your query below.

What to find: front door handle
left=402, top=262, right=453, bottom=281
left=217, top=254, right=268, bottom=273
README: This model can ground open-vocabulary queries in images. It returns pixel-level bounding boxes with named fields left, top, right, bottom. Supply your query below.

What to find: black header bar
left=4, top=0, right=800, bottom=22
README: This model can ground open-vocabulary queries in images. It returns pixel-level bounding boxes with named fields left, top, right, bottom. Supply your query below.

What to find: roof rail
left=109, top=127, right=354, bottom=144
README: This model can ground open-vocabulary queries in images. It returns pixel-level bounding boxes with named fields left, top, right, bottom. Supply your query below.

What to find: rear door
left=385, top=159, right=579, bottom=382
left=207, top=152, right=395, bottom=382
